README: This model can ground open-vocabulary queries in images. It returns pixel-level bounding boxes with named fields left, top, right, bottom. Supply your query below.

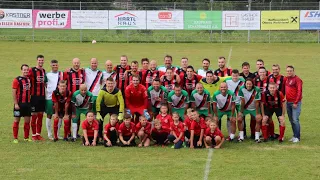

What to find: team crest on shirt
left=37, top=76, right=45, bottom=83
left=264, top=83, right=267, bottom=87
left=73, top=78, right=82, bottom=85
left=23, top=83, right=31, bottom=90
left=277, top=80, right=281, bottom=84
left=164, top=119, right=168, bottom=123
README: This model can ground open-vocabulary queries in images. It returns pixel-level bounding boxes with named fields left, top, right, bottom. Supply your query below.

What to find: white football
left=92, top=40, right=97, bottom=44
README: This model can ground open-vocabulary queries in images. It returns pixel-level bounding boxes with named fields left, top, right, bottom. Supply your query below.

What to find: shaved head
left=105, top=60, right=113, bottom=73
left=90, top=58, right=98, bottom=70
left=80, top=84, right=87, bottom=95
left=72, top=58, right=80, bottom=70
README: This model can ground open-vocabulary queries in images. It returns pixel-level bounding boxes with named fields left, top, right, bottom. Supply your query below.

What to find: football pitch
left=0, top=42, right=319, bottom=180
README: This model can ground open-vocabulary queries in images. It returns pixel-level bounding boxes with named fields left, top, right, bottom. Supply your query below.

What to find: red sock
left=31, top=115, right=37, bottom=135
left=279, top=126, right=286, bottom=140
left=13, top=121, right=19, bottom=139
left=77, top=120, right=80, bottom=135
left=36, top=113, right=43, bottom=135
left=250, top=119, right=256, bottom=136
left=54, top=118, right=59, bottom=139
left=24, top=122, right=30, bottom=139
left=268, top=121, right=275, bottom=137
left=64, top=119, right=70, bottom=138
left=261, top=125, right=268, bottom=140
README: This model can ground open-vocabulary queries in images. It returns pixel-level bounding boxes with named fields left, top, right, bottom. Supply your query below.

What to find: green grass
left=0, top=42, right=320, bottom=180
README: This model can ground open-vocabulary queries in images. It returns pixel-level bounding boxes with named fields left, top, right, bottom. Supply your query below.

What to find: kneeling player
left=148, top=78, right=168, bottom=118
left=189, top=110, right=206, bottom=148
left=204, top=121, right=225, bottom=149
left=82, top=111, right=99, bottom=146
left=103, top=114, right=119, bottom=147
left=151, top=119, right=170, bottom=147
left=168, top=112, right=185, bottom=149
left=118, top=114, right=136, bottom=147
left=136, top=115, right=151, bottom=147
left=261, top=82, right=286, bottom=143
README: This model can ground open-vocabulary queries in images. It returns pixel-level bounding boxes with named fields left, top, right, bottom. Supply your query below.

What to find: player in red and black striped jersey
left=113, top=55, right=131, bottom=94
left=253, top=59, right=271, bottom=77
left=267, top=64, right=286, bottom=95
left=161, top=67, right=181, bottom=93
left=143, top=60, right=164, bottom=90
left=28, top=55, right=46, bottom=141
left=261, top=82, right=286, bottom=143
left=63, top=58, right=86, bottom=94
left=12, top=64, right=32, bottom=143
left=254, top=67, right=268, bottom=93
left=125, top=61, right=143, bottom=86
left=214, top=56, right=232, bottom=77
left=176, top=57, right=189, bottom=77
left=180, top=66, right=202, bottom=96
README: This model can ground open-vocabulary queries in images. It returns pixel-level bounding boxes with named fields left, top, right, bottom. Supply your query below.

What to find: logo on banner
left=0, top=9, right=32, bottom=28
left=114, top=12, right=137, bottom=27
left=33, top=10, right=71, bottom=28
left=225, top=14, right=239, bottom=27
left=0, top=10, right=4, bottom=19
left=158, top=12, right=172, bottom=19
left=304, top=11, right=320, bottom=18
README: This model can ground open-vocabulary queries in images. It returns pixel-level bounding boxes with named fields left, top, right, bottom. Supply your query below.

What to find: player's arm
left=83, top=129, right=90, bottom=146
left=12, top=79, right=19, bottom=108
left=71, top=93, right=77, bottom=116
left=198, top=129, right=204, bottom=146
left=52, top=93, right=59, bottom=117
left=207, top=92, right=212, bottom=115
left=190, top=129, right=194, bottom=148
left=103, top=130, right=111, bottom=143
left=128, top=132, right=135, bottom=144
left=96, top=90, right=103, bottom=113
left=92, top=125, right=98, bottom=146
left=119, top=132, right=126, bottom=144
left=184, top=91, right=190, bottom=114
left=117, top=91, right=125, bottom=120
left=295, top=77, right=303, bottom=105
left=124, top=87, right=131, bottom=109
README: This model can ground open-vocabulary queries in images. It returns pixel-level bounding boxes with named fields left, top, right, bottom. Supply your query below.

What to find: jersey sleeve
left=124, top=86, right=131, bottom=107
left=280, top=91, right=285, bottom=102
left=28, top=68, right=33, bottom=79
left=255, top=88, right=261, bottom=100
left=117, top=90, right=125, bottom=113
left=12, top=79, right=19, bottom=89
left=162, top=86, right=168, bottom=100
left=104, top=124, right=110, bottom=134
left=204, top=128, right=210, bottom=136
left=167, top=91, right=174, bottom=103
left=206, top=91, right=211, bottom=102
left=81, top=121, right=87, bottom=130
left=212, top=91, right=219, bottom=102
left=196, top=75, right=203, bottom=81
left=93, top=121, right=99, bottom=130
left=96, top=90, right=104, bottom=112
left=238, top=87, right=244, bottom=98
left=118, top=124, right=123, bottom=134
left=230, top=92, right=236, bottom=102
left=189, top=90, right=196, bottom=102
left=71, top=92, right=76, bottom=104
left=182, top=90, right=189, bottom=103
left=190, top=121, right=195, bottom=130
left=147, top=86, right=152, bottom=99
left=52, top=92, right=57, bottom=103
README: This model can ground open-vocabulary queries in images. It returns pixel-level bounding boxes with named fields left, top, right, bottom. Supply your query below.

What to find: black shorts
left=82, top=136, right=98, bottom=145
left=100, top=105, right=119, bottom=119
left=54, top=106, right=72, bottom=118
left=13, top=103, right=31, bottom=117
left=119, top=135, right=136, bottom=147
left=31, top=96, right=46, bottom=112
left=264, top=107, right=283, bottom=118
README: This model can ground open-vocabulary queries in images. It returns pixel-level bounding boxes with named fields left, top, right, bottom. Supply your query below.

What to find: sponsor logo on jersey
left=73, top=78, right=82, bottom=85
left=37, top=76, right=45, bottom=83
left=23, top=83, right=31, bottom=90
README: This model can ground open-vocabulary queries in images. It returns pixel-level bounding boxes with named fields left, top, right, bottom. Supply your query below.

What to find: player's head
left=110, top=114, right=118, bottom=125
left=205, top=116, right=213, bottom=127
left=50, top=60, right=59, bottom=72
left=268, top=82, right=277, bottom=94
left=272, top=64, right=280, bottom=76
left=120, top=55, right=128, bottom=67
left=231, top=69, right=240, bottom=82
left=164, top=55, right=172, bottom=68
left=172, top=112, right=180, bottom=122
left=154, top=119, right=162, bottom=130
left=106, top=77, right=115, bottom=91
left=209, top=121, right=217, bottom=130
left=131, top=61, right=139, bottom=72
left=150, top=60, right=157, bottom=71
left=286, top=65, right=295, bottom=77
left=90, top=58, right=98, bottom=70
left=105, top=60, right=113, bottom=72
left=186, top=65, right=194, bottom=78
left=181, top=57, right=188, bottom=69
left=218, top=56, right=226, bottom=69
left=37, top=55, right=44, bottom=67
left=186, top=108, right=193, bottom=118
left=58, top=80, right=67, bottom=92
left=124, top=113, right=132, bottom=125
left=141, top=58, right=149, bottom=70
left=206, top=70, right=214, bottom=83
left=258, top=67, right=267, bottom=78
left=79, top=84, right=87, bottom=96
left=242, top=62, right=250, bottom=73
left=72, top=58, right=80, bottom=70
left=160, top=103, right=168, bottom=114
left=165, top=67, right=174, bottom=79
left=174, top=83, right=182, bottom=96
left=191, top=109, right=199, bottom=121
left=152, top=78, right=160, bottom=90
left=202, top=58, right=210, bottom=70
left=219, top=82, right=228, bottom=93
left=196, top=83, right=204, bottom=94
left=21, top=64, right=29, bottom=76
left=132, top=75, right=140, bottom=87
left=256, top=59, right=264, bottom=70
left=139, top=115, right=147, bottom=126
left=245, top=78, right=255, bottom=90
left=86, top=111, right=94, bottom=122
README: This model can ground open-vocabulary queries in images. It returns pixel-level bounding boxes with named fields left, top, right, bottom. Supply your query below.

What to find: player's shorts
left=172, top=108, right=185, bottom=121
left=243, top=109, right=256, bottom=117
left=151, top=107, right=160, bottom=114
left=100, top=105, right=119, bottom=119
left=54, top=106, right=72, bottom=118
left=217, top=110, right=235, bottom=120
left=264, top=107, right=282, bottom=118
left=72, top=108, right=88, bottom=123
left=92, top=96, right=97, bottom=113
left=45, top=100, right=53, bottom=115
left=30, top=96, right=46, bottom=112
left=235, top=104, right=240, bottom=113
left=13, top=103, right=31, bottom=117
left=197, top=109, right=209, bottom=117
left=128, top=106, right=144, bottom=116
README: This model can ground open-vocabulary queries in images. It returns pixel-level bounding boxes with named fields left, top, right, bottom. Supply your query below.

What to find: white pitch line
left=226, top=46, right=233, bottom=67
left=203, top=148, right=213, bottom=180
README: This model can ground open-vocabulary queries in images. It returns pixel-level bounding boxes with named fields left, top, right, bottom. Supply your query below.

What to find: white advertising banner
left=147, top=11, right=184, bottom=30
left=222, top=11, right=260, bottom=30
left=109, top=11, right=146, bottom=29
left=0, top=9, right=32, bottom=28
left=71, top=10, right=108, bottom=29
left=300, top=10, right=320, bottom=30
left=33, top=10, right=71, bottom=29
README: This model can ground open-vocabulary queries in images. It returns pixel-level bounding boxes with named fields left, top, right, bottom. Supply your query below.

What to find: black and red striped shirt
left=254, top=77, right=268, bottom=93
left=12, top=76, right=31, bottom=103
left=52, top=89, right=72, bottom=112
left=28, top=67, right=46, bottom=97
left=143, top=70, right=163, bottom=89
left=63, top=68, right=85, bottom=94
left=267, top=74, right=286, bottom=95
left=161, top=75, right=178, bottom=93
left=181, top=74, right=202, bottom=95
left=113, top=65, right=131, bottom=93
left=261, top=90, right=285, bottom=109
left=214, top=68, right=232, bottom=77
left=125, top=71, right=143, bottom=86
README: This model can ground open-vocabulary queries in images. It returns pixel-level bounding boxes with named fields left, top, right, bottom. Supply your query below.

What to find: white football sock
left=230, top=133, right=235, bottom=140
left=239, top=131, right=244, bottom=139
left=72, top=123, right=77, bottom=139
left=255, top=132, right=260, bottom=140
left=46, top=118, right=52, bottom=138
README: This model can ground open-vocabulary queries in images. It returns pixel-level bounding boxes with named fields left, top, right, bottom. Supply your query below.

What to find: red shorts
left=128, top=106, right=144, bottom=115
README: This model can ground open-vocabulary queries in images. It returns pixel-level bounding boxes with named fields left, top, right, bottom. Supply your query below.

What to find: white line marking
left=203, top=148, right=213, bottom=180
left=226, top=46, right=233, bottom=67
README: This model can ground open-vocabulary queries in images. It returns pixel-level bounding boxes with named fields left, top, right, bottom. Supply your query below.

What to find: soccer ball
left=92, top=40, right=97, bottom=44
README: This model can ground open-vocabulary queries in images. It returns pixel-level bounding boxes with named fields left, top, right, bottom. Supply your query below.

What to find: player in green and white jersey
left=212, top=82, right=236, bottom=141
left=71, top=84, right=93, bottom=141
left=147, top=78, right=168, bottom=119
left=238, top=78, right=262, bottom=143
left=224, top=69, right=245, bottom=112
left=190, top=83, right=211, bottom=117
left=167, top=83, right=189, bottom=120
left=45, top=60, right=64, bottom=140
left=197, top=58, right=212, bottom=77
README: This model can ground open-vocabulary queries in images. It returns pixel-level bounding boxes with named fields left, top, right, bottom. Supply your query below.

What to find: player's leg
left=62, top=109, right=71, bottom=141
left=143, top=137, right=150, bottom=147
left=228, top=111, right=236, bottom=141
left=30, top=96, right=38, bottom=140
left=276, top=108, right=285, bottom=142
left=12, top=108, right=21, bottom=143
left=35, top=97, right=46, bottom=140
left=45, top=100, right=54, bottom=140
left=193, top=135, right=202, bottom=148
left=71, top=108, right=81, bottom=141
left=237, top=110, right=244, bottom=141
left=261, top=107, right=271, bottom=142
left=21, top=103, right=32, bottom=141
left=205, top=136, right=212, bottom=148
left=214, top=136, right=222, bottom=148
left=137, top=130, right=145, bottom=147
left=250, top=115, right=256, bottom=140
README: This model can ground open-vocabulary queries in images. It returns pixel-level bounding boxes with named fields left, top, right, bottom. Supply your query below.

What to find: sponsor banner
left=184, top=11, right=221, bottom=30
left=0, top=9, right=32, bottom=28
left=261, top=11, right=299, bottom=30
left=71, top=10, right=108, bottom=29
left=147, top=11, right=184, bottom=30
left=222, top=11, right=260, bottom=30
left=109, top=11, right=146, bottom=29
left=300, top=10, right=320, bottom=30
left=33, top=10, right=71, bottom=29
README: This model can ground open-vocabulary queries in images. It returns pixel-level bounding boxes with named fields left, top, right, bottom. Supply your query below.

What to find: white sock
left=46, top=118, right=52, bottom=138
left=255, top=132, right=260, bottom=140
left=239, top=131, right=244, bottom=139
left=72, top=123, right=77, bottom=139
left=57, top=118, right=62, bottom=138
left=230, top=133, right=235, bottom=139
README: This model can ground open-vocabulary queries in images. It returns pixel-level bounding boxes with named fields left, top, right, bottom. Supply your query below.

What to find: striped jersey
left=212, top=90, right=235, bottom=111
left=147, top=85, right=168, bottom=108
left=224, top=77, right=245, bottom=105
left=189, top=89, right=211, bottom=110
left=85, top=68, right=103, bottom=96
left=28, top=67, right=46, bottom=97
left=45, top=71, right=63, bottom=100
left=71, top=90, right=93, bottom=110
left=238, top=86, right=261, bottom=111
left=167, top=90, right=189, bottom=109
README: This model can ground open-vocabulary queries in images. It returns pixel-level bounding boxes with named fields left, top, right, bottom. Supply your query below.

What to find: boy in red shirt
left=190, top=110, right=206, bottom=148
left=118, top=114, right=136, bottom=147
left=103, top=114, right=119, bottom=147
left=151, top=119, right=170, bottom=147
left=156, top=103, right=173, bottom=130
left=82, top=111, right=99, bottom=146
left=204, top=121, right=225, bottom=149
left=183, top=108, right=193, bottom=140
left=136, top=115, right=151, bottom=147
left=168, top=112, right=185, bottom=149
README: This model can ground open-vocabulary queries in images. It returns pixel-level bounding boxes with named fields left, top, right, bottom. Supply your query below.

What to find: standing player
left=45, top=60, right=64, bottom=140
left=12, top=64, right=32, bottom=143
left=200, top=71, right=227, bottom=98
left=190, top=83, right=211, bottom=117
left=125, top=61, right=143, bottom=86
left=125, top=75, right=148, bottom=123
left=197, top=58, right=212, bottom=77
left=71, top=84, right=93, bottom=141
left=143, top=60, right=164, bottom=90
left=113, top=55, right=131, bottom=94
left=141, top=58, right=149, bottom=71
left=147, top=78, right=168, bottom=118
left=261, top=82, right=286, bottom=142
left=254, top=67, right=268, bottom=93
left=240, top=62, right=255, bottom=80
left=214, top=56, right=232, bottom=77
left=157, top=55, right=178, bottom=73
left=224, top=69, right=245, bottom=113
left=161, top=68, right=180, bottom=93
left=254, top=59, right=271, bottom=77
left=102, top=60, right=115, bottom=86
left=181, top=66, right=202, bottom=96
left=167, top=83, right=189, bottom=120
left=212, top=82, right=237, bottom=141
left=267, top=64, right=286, bottom=95
left=176, top=57, right=189, bottom=77
left=64, top=58, right=85, bottom=94
left=28, top=55, right=46, bottom=141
